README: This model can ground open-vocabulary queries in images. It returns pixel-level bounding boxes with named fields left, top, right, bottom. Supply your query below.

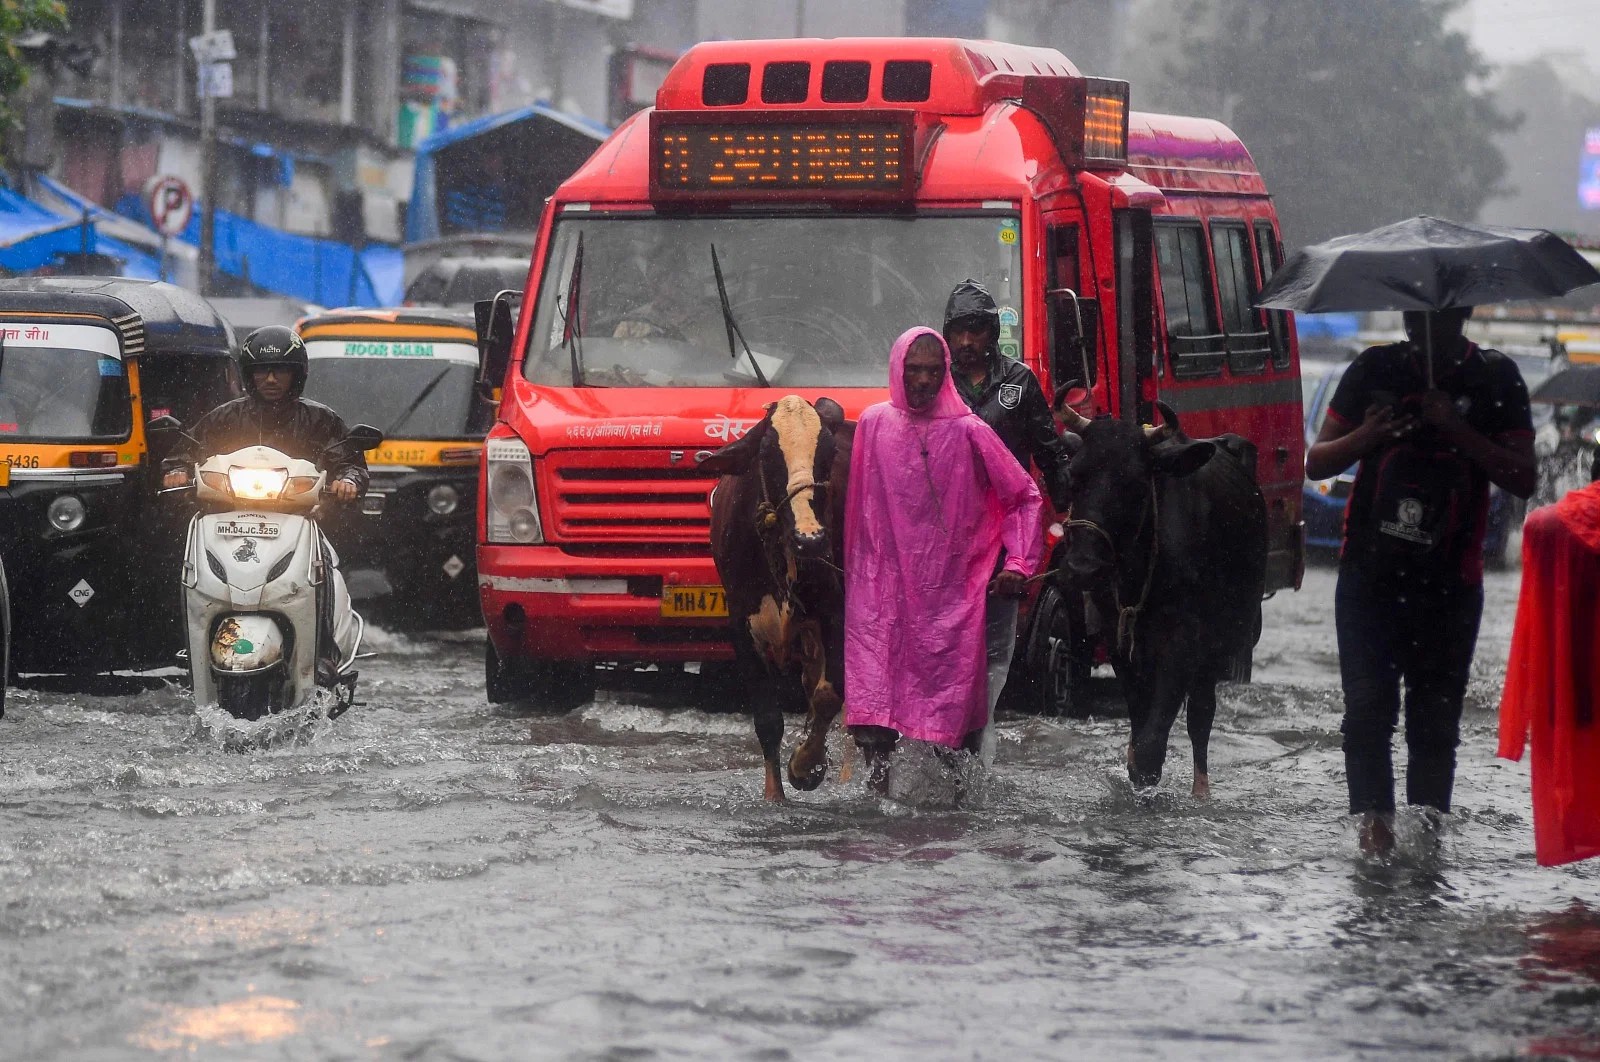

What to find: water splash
left=189, top=688, right=344, bottom=752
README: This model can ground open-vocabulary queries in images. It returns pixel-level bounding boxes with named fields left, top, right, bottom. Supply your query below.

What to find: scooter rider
left=161, top=326, right=369, bottom=499
left=163, top=325, right=369, bottom=682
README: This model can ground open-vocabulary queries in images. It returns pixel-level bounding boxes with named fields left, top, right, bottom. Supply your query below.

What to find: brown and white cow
left=701, top=394, right=853, bottom=801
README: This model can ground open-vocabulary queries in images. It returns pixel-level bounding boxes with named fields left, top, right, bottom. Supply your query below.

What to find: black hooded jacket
left=162, top=395, right=370, bottom=493
left=943, top=280, right=1069, bottom=507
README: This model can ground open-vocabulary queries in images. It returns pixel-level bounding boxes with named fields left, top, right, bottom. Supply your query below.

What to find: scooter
left=169, top=425, right=382, bottom=720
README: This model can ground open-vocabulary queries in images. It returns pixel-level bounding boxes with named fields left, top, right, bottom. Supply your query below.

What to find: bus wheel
left=485, top=641, right=596, bottom=712
left=1023, top=585, right=1088, bottom=718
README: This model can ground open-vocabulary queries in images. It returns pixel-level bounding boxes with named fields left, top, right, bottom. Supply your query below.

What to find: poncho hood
left=888, top=326, right=970, bottom=419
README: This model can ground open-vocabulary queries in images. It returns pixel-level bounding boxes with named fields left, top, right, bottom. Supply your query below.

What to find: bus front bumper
left=477, top=545, right=734, bottom=664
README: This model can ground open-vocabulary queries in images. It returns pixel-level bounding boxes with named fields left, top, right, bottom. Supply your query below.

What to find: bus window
left=1154, top=219, right=1225, bottom=379
left=1212, top=221, right=1271, bottom=375
left=1254, top=220, right=1291, bottom=369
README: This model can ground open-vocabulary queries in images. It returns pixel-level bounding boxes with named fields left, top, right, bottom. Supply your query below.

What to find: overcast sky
left=1463, top=0, right=1600, bottom=73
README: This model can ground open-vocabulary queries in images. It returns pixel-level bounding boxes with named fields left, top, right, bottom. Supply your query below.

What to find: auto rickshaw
left=296, top=308, right=491, bottom=625
left=0, top=277, right=240, bottom=673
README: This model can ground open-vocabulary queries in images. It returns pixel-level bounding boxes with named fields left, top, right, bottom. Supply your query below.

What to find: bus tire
left=1012, top=585, right=1088, bottom=719
left=485, top=641, right=595, bottom=712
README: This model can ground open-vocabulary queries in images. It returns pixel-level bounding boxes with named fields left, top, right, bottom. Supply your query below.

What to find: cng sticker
left=442, top=555, right=465, bottom=579
left=69, top=579, right=94, bottom=607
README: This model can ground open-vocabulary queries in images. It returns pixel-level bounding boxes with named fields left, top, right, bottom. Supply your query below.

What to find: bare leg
left=851, top=725, right=899, bottom=795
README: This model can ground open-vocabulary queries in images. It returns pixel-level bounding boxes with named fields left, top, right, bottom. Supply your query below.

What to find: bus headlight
left=486, top=437, right=542, bottom=544
left=47, top=494, right=86, bottom=532
left=427, top=483, right=460, bottom=515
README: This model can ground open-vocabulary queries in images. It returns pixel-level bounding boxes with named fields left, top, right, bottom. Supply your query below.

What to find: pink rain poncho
left=844, top=327, right=1044, bottom=748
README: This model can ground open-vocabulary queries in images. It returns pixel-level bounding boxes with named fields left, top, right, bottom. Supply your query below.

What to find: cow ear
left=1150, top=438, right=1214, bottom=478
left=696, top=412, right=773, bottom=475
left=814, top=396, right=845, bottom=433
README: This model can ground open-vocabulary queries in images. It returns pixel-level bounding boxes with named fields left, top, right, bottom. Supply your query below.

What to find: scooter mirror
left=148, top=415, right=184, bottom=433
left=344, top=424, right=384, bottom=452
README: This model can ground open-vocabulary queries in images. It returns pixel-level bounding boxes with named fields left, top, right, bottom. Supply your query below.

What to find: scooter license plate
left=215, top=519, right=281, bottom=538
left=660, top=585, right=728, bottom=618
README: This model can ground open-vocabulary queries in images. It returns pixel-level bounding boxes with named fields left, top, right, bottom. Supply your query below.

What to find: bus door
left=1113, top=208, right=1156, bottom=425
left=1042, top=216, right=1101, bottom=413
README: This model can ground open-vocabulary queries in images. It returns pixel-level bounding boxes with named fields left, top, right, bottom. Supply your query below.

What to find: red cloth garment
left=1498, top=481, right=1600, bottom=866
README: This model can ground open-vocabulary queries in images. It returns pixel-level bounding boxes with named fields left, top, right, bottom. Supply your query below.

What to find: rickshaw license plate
left=215, top=519, right=280, bottom=538
left=660, top=586, right=728, bottom=618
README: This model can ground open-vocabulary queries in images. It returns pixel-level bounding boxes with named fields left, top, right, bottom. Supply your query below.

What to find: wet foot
left=1359, top=812, right=1396, bottom=858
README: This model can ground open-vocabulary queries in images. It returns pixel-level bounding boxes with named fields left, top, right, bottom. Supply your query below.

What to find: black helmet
left=240, top=325, right=308, bottom=400
left=942, top=278, right=1001, bottom=344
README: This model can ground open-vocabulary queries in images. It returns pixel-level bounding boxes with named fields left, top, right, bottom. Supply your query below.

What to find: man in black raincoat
left=161, top=325, right=369, bottom=498
left=943, top=279, right=1071, bottom=722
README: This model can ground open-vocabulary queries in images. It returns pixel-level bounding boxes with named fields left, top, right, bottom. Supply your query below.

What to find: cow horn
left=1144, top=400, right=1182, bottom=443
left=1058, top=404, right=1091, bottom=434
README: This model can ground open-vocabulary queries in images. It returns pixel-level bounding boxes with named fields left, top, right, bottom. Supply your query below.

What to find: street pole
left=197, top=0, right=217, bottom=295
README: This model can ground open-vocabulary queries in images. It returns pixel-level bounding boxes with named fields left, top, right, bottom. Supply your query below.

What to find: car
left=402, top=256, right=529, bottom=308
left=1301, top=361, right=1355, bottom=554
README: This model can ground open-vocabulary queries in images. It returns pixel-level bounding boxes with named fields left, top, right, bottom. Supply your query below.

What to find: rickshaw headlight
left=427, top=483, right=460, bottom=515
left=47, top=495, right=86, bottom=532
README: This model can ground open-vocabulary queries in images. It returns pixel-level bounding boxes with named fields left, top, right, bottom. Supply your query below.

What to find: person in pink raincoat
left=845, top=326, right=1044, bottom=781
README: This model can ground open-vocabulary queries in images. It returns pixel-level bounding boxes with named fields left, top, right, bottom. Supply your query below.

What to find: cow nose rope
left=754, top=476, right=838, bottom=602
left=1063, top=480, right=1158, bottom=658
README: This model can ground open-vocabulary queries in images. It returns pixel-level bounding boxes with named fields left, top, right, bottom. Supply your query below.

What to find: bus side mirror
left=475, top=289, right=521, bottom=398
left=1047, top=291, right=1099, bottom=396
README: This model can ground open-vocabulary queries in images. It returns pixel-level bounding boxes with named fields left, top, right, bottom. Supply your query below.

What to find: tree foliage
left=0, top=0, right=68, bottom=158
left=1121, top=0, right=1514, bottom=247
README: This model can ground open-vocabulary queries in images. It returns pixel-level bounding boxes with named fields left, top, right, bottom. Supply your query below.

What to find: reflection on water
left=130, top=996, right=301, bottom=1050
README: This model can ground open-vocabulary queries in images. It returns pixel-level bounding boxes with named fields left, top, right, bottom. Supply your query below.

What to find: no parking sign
left=144, top=175, right=193, bottom=237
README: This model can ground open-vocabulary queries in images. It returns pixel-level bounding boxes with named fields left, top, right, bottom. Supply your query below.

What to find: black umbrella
left=1256, top=216, right=1600, bottom=386
left=1531, top=364, right=1600, bottom=408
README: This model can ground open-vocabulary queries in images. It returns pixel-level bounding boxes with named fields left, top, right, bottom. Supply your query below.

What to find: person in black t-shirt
left=1306, top=306, right=1536, bottom=857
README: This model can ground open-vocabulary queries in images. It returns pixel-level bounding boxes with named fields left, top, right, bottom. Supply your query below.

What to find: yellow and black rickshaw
left=0, top=277, right=239, bottom=673
left=296, top=308, right=491, bottom=624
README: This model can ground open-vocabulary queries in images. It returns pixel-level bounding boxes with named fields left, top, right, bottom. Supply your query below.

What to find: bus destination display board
left=650, top=111, right=914, bottom=201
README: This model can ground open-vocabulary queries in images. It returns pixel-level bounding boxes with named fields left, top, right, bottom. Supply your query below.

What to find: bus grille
left=544, top=449, right=719, bottom=542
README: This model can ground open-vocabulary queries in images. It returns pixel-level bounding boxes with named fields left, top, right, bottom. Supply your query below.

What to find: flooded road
left=2, top=563, right=1597, bottom=1061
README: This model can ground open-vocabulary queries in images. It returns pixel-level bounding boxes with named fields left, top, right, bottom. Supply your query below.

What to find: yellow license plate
left=660, top=585, right=728, bottom=618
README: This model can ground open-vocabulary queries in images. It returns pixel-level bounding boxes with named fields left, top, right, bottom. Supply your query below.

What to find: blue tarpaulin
left=1294, top=312, right=1363, bottom=338
left=117, top=194, right=403, bottom=306
left=0, top=183, right=164, bottom=280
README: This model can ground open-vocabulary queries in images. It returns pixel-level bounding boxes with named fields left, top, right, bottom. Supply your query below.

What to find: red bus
left=476, top=37, right=1303, bottom=709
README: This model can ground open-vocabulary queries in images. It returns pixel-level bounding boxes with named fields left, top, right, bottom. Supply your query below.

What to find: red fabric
left=1498, top=482, right=1600, bottom=866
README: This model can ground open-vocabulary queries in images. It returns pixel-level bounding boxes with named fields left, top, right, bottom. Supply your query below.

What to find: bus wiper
left=385, top=366, right=451, bottom=436
left=710, top=243, right=770, bottom=389
left=560, top=232, right=586, bottom=387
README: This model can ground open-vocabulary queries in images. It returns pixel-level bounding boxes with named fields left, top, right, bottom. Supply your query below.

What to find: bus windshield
left=303, top=353, right=487, bottom=440
left=524, top=213, right=1023, bottom=388
left=0, top=324, right=131, bottom=443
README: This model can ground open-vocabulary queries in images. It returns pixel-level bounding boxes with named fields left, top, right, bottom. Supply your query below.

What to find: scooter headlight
left=228, top=467, right=289, bottom=500
left=427, top=483, right=460, bottom=515
left=47, top=494, right=86, bottom=532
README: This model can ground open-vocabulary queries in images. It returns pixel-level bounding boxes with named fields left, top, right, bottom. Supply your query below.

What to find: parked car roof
left=403, top=256, right=528, bottom=308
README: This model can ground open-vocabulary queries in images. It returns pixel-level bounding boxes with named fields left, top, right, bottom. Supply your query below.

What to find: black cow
left=701, top=394, right=853, bottom=801
left=1056, top=401, right=1266, bottom=798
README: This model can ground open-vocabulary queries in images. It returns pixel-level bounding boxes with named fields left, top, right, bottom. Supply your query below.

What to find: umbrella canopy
left=1531, top=365, right=1600, bottom=408
left=1255, top=216, right=1600, bottom=314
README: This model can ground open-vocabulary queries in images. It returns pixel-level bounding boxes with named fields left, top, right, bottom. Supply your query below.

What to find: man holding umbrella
left=1306, top=308, right=1536, bottom=854
left=1262, top=216, right=1600, bottom=857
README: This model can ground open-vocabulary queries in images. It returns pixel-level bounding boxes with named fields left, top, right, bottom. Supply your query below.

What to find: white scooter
left=169, top=426, right=382, bottom=720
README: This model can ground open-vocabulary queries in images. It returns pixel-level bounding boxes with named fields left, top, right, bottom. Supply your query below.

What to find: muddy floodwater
left=2, top=563, right=1598, bottom=1061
